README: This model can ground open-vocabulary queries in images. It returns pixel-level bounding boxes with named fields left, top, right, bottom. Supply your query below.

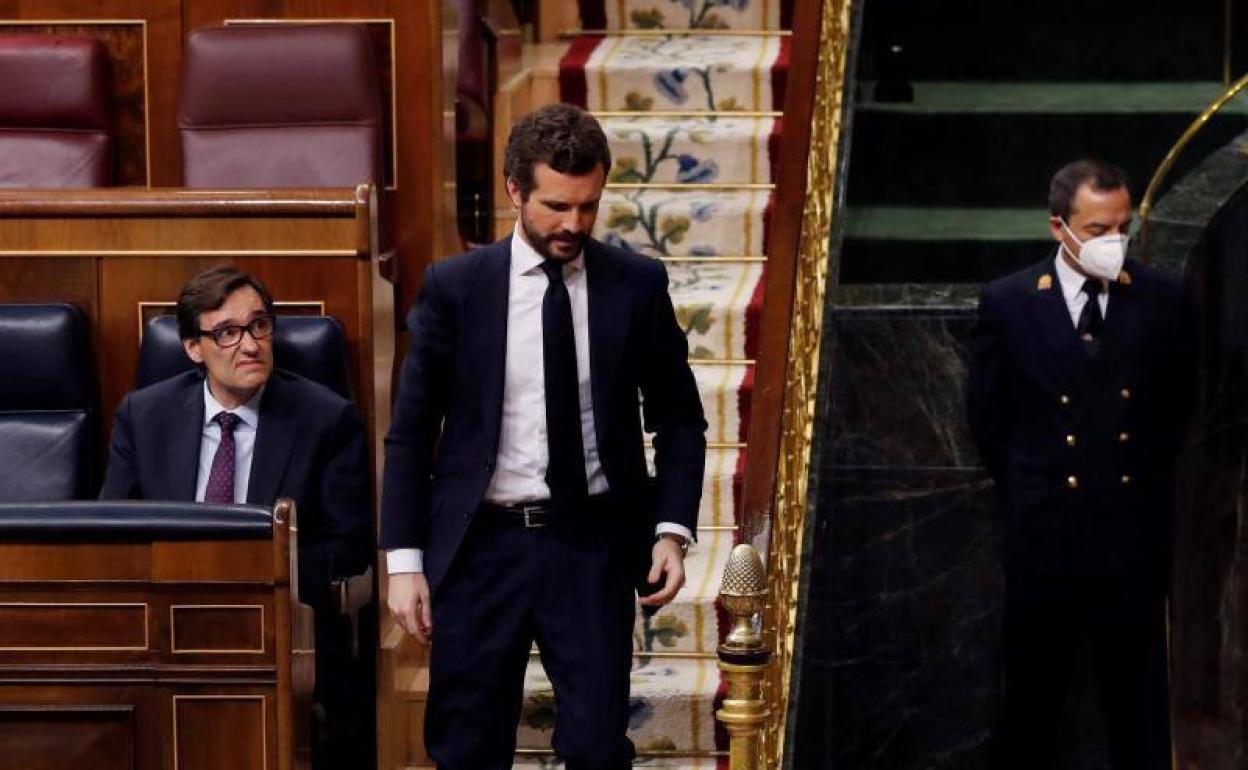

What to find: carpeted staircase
left=509, top=0, right=791, bottom=765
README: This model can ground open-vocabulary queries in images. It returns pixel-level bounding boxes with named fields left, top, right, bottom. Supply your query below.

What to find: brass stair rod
left=1138, top=71, right=1248, bottom=253
left=716, top=544, right=772, bottom=770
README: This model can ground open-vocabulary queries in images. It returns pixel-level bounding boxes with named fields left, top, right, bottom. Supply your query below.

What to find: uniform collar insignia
left=1117, top=270, right=1132, bottom=285
left=1037, top=274, right=1053, bottom=291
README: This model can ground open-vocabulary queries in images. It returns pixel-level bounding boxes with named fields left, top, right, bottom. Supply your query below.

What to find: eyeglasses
left=196, top=315, right=275, bottom=348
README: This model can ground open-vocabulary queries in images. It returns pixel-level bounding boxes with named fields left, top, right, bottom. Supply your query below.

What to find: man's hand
left=639, top=535, right=687, bottom=607
left=388, top=572, right=433, bottom=644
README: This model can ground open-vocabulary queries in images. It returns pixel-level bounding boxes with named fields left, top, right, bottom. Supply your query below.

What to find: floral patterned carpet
left=517, top=0, right=790, bottom=763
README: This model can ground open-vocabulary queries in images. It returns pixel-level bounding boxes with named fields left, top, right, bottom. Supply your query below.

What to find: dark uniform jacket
left=967, top=253, right=1194, bottom=576
left=379, top=235, right=708, bottom=595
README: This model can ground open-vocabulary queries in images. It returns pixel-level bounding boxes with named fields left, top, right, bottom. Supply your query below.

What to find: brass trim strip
left=592, top=110, right=782, bottom=118
left=560, top=28, right=792, bottom=37
left=169, top=604, right=266, bottom=655
left=763, top=0, right=854, bottom=764
left=1139, top=70, right=1248, bottom=229
left=0, top=602, right=149, bottom=652
left=607, top=182, right=776, bottom=191
left=171, top=694, right=268, bottom=770
left=529, top=649, right=719, bottom=659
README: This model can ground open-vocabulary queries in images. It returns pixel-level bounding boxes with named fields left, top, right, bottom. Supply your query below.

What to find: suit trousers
left=991, top=567, right=1170, bottom=770
left=425, top=502, right=637, bottom=770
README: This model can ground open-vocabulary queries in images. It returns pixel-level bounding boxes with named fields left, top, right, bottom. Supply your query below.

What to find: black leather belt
left=478, top=499, right=554, bottom=528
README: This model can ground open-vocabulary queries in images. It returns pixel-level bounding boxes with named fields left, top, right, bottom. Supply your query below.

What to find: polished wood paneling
left=0, top=705, right=135, bottom=770
left=0, top=543, right=150, bottom=580
left=173, top=695, right=268, bottom=770
left=0, top=503, right=294, bottom=770
left=171, top=605, right=265, bottom=654
left=0, top=603, right=147, bottom=650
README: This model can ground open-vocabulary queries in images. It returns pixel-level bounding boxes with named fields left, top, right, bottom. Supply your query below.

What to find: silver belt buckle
left=520, top=503, right=546, bottom=528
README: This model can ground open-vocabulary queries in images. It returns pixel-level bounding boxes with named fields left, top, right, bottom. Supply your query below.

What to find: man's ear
left=504, top=177, right=524, bottom=209
left=1048, top=215, right=1066, bottom=245
left=182, top=337, right=204, bottom=365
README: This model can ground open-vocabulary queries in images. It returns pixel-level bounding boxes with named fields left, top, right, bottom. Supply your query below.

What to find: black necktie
left=1076, top=279, right=1104, bottom=342
left=540, top=259, right=589, bottom=517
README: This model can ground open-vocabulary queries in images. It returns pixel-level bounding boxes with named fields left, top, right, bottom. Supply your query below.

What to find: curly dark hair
left=1049, top=159, right=1131, bottom=220
left=503, top=103, right=612, bottom=198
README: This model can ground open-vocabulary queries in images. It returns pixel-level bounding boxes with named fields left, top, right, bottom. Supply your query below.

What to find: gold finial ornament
left=720, top=544, right=768, bottom=655
left=716, top=544, right=772, bottom=770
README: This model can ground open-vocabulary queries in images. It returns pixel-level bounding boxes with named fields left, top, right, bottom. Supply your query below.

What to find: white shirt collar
left=1054, top=247, right=1099, bottom=304
left=202, top=379, right=263, bottom=430
left=510, top=223, right=584, bottom=276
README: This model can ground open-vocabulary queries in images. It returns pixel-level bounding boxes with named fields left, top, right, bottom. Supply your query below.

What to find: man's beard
left=520, top=214, right=585, bottom=262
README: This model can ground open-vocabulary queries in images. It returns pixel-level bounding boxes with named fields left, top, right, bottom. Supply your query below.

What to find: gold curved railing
left=1139, top=72, right=1248, bottom=230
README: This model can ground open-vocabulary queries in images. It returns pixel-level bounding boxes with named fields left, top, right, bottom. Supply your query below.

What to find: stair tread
left=597, top=189, right=771, bottom=257
left=519, top=656, right=722, bottom=752
left=600, top=115, right=778, bottom=185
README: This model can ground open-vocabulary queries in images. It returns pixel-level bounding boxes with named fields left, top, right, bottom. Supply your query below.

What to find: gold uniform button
left=1060, top=395, right=1071, bottom=406
left=1121, top=475, right=1132, bottom=485
left=1065, top=434, right=1076, bottom=447
left=1120, top=388, right=1131, bottom=399
left=1066, top=475, right=1079, bottom=489
left=1119, top=432, right=1130, bottom=442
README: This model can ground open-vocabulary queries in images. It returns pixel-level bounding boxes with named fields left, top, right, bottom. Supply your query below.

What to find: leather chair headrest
left=0, top=35, right=110, bottom=129
left=0, top=500, right=272, bottom=539
left=136, top=314, right=352, bottom=398
left=179, top=24, right=381, bottom=128
left=0, top=304, right=94, bottom=408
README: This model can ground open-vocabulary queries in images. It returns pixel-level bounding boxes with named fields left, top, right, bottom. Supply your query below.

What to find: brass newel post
left=716, top=544, right=772, bottom=770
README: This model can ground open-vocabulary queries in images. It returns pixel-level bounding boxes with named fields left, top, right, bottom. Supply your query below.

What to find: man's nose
left=239, top=331, right=261, bottom=354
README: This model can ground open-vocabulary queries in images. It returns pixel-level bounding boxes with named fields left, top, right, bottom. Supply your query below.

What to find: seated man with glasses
left=101, top=266, right=373, bottom=768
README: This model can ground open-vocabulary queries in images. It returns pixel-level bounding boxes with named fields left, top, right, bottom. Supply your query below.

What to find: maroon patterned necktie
left=203, top=412, right=241, bottom=504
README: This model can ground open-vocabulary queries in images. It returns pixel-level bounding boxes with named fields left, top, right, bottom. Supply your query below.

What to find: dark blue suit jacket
left=380, top=236, right=707, bottom=594
left=967, top=254, right=1195, bottom=576
left=100, top=368, right=373, bottom=606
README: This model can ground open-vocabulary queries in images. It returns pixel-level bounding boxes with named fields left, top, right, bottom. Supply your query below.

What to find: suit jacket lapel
left=167, top=375, right=204, bottom=500
left=470, top=239, right=510, bottom=448
left=586, top=239, right=629, bottom=449
left=248, top=375, right=295, bottom=505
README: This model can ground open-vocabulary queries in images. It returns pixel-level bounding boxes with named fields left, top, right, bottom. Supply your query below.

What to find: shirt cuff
left=655, top=522, right=694, bottom=543
left=386, top=548, right=423, bottom=574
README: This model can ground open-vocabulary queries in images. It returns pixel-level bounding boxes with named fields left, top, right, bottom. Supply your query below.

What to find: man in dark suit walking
left=382, top=103, right=707, bottom=770
left=968, top=160, right=1194, bottom=769
left=101, top=266, right=374, bottom=769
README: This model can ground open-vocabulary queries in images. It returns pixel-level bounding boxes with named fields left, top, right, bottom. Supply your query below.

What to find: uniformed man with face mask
left=967, top=159, right=1195, bottom=770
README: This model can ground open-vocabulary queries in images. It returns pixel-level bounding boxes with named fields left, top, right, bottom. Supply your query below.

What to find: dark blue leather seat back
left=136, top=314, right=352, bottom=398
left=0, top=304, right=96, bottom=501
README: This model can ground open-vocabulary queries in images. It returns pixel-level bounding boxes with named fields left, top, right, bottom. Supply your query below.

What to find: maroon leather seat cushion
left=179, top=24, right=383, bottom=188
left=0, top=36, right=112, bottom=188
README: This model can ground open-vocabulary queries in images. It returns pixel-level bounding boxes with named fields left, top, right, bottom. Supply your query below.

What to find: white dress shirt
left=1055, top=250, right=1110, bottom=328
left=387, top=227, right=693, bottom=575
left=195, top=382, right=262, bottom=503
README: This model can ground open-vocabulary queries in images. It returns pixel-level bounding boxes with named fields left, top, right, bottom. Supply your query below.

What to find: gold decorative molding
left=760, top=0, right=854, bottom=766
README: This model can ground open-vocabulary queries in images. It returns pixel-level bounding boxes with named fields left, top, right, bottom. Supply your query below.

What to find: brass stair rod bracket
left=716, top=544, right=772, bottom=770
